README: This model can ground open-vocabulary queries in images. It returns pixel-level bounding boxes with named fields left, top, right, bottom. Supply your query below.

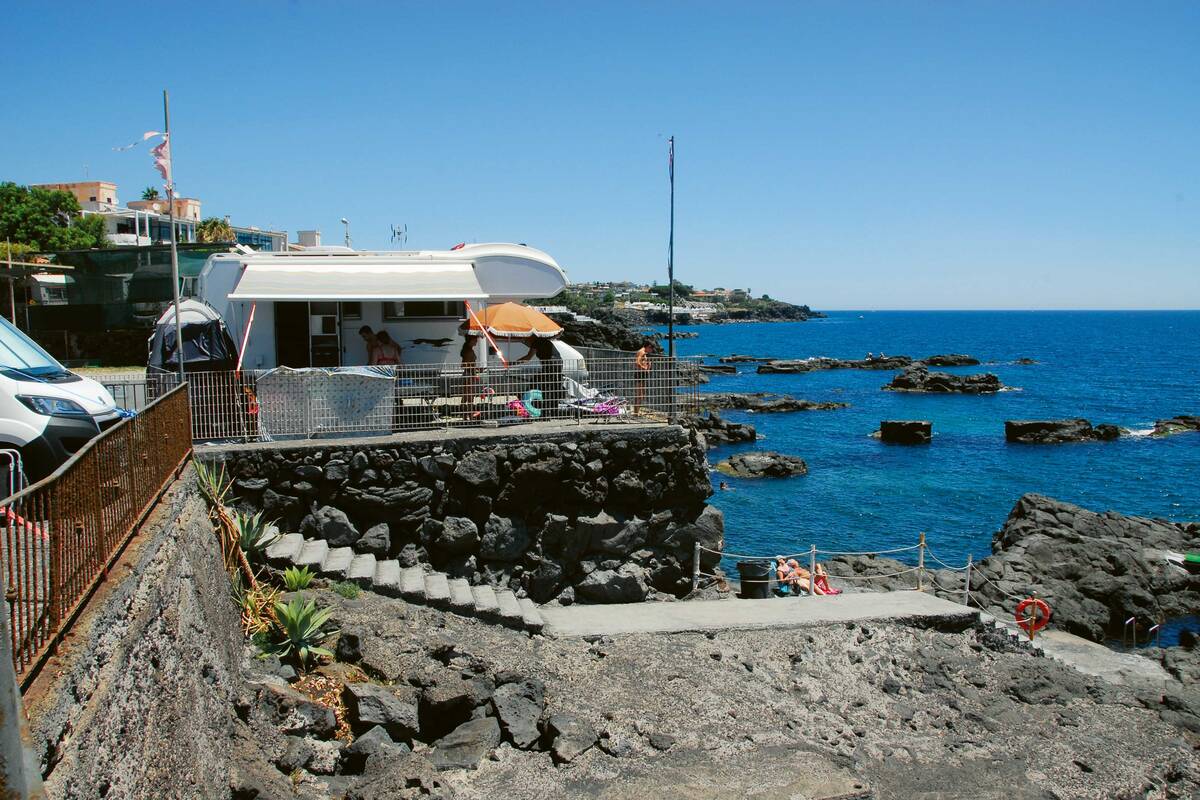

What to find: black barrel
left=737, top=560, right=772, bottom=599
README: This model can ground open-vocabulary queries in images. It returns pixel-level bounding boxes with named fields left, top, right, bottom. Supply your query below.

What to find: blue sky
left=3, top=2, right=1198, bottom=309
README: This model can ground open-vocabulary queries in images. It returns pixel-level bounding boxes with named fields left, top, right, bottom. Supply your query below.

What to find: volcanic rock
left=1005, top=419, right=1122, bottom=444
left=490, top=678, right=546, bottom=749
left=716, top=451, right=807, bottom=478
left=970, top=494, right=1200, bottom=642
left=429, top=717, right=501, bottom=770
left=343, top=682, right=420, bottom=740
left=878, top=420, right=932, bottom=444
left=1152, top=415, right=1200, bottom=437
left=683, top=411, right=756, bottom=447
left=545, top=713, right=597, bottom=764
left=698, top=392, right=849, bottom=412
left=922, top=353, right=980, bottom=367
left=301, top=505, right=362, bottom=547
left=576, top=563, right=649, bottom=603
left=883, top=365, right=1002, bottom=394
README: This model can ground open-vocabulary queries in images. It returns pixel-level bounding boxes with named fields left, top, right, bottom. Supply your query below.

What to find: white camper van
left=0, top=316, right=120, bottom=484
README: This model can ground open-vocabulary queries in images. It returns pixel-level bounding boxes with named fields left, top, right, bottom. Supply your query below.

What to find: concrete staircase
left=265, top=533, right=544, bottom=634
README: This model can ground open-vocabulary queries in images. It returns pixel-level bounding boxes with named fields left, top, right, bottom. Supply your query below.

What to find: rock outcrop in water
left=683, top=411, right=757, bottom=447
left=876, top=420, right=932, bottom=444
left=697, top=392, right=848, bottom=412
left=1005, top=419, right=1122, bottom=443
left=883, top=365, right=1003, bottom=394
left=757, top=356, right=912, bottom=373
left=715, top=451, right=807, bottom=478
left=755, top=353, right=979, bottom=374
left=1153, top=416, right=1200, bottom=437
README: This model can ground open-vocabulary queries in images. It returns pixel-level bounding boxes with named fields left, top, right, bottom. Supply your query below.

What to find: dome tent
left=147, top=299, right=238, bottom=372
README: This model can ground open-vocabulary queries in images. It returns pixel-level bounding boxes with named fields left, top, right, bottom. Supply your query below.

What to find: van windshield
left=0, top=316, right=71, bottom=379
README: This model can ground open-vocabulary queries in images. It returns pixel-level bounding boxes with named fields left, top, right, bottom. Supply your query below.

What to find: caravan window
left=383, top=301, right=464, bottom=319
left=0, top=316, right=69, bottom=378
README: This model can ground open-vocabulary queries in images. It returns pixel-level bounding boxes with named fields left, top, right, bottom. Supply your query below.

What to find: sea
left=664, top=311, right=1200, bottom=575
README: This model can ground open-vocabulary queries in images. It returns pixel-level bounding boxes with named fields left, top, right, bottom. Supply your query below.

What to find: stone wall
left=203, top=424, right=724, bottom=603
left=24, top=469, right=253, bottom=799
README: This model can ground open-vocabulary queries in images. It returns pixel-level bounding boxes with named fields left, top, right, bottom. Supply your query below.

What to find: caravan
left=194, top=243, right=569, bottom=369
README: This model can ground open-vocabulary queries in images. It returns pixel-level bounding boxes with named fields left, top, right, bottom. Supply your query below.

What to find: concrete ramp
left=539, top=590, right=975, bottom=638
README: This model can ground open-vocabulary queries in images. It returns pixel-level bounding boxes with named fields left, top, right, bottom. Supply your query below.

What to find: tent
left=147, top=298, right=239, bottom=372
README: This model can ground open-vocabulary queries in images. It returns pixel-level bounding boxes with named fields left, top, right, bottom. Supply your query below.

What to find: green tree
left=649, top=280, right=692, bottom=300
left=0, top=182, right=109, bottom=251
left=196, top=217, right=236, bottom=243
left=141, top=186, right=160, bottom=200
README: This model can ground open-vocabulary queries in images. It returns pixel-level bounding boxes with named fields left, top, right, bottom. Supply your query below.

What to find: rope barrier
left=813, top=544, right=921, bottom=556
left=699, top=543, right=921, bottom=560
left=924, top=548, right=971, bottom=572
left=822, top=567, right=920, bottom=581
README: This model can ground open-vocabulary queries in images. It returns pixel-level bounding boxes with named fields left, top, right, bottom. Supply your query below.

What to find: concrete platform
left=539, top=590, right=976, bottom=638
left=1025, top=628, right=1171, bottom=687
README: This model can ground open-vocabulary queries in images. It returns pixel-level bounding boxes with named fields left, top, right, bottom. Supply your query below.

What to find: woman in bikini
left=775, top=556, right=839, bottom=595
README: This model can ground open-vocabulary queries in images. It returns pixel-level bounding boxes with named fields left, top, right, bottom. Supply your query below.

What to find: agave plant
left=195, top=460, right=232, bottom=507
left=266, top=596, right=334, bottom=667
left=282, top=565, right=314, bottom=591
left=232, top=510, right=280, bottom=557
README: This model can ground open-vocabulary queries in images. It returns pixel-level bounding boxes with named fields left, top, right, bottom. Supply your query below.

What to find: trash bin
left=737, top=560, right=772, bottom=599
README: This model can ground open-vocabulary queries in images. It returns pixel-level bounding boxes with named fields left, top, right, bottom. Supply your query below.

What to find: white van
left=0, top=316, right=120, bottom=484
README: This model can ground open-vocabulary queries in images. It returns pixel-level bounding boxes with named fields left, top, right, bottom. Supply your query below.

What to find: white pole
left=164, top=89, right=185, bottom=385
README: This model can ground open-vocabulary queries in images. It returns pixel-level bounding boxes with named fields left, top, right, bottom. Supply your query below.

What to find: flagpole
left=667, top=136, right=675, bottom=359
left=163, top=89, right=185, bottom=384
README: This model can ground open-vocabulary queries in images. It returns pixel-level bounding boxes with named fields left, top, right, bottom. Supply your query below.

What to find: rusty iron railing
left=1, top=384, right=192, bottom=687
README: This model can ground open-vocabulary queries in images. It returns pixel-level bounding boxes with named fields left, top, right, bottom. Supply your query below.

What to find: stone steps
left=270, top=536, right=545, bottom=634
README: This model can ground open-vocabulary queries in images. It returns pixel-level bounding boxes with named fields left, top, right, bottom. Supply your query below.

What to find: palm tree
left=141, top=186, right=160, bottom=200
left=196, top=217, right=237, bottom=243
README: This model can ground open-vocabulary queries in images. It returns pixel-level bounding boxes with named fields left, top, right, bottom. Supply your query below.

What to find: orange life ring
left=1015, top=597, right=1051, bottom=633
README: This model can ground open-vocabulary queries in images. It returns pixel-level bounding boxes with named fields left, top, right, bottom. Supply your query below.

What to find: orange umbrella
left=464, top=302, right=563, bottom=339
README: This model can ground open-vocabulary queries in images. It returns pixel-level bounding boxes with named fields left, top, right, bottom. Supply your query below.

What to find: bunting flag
left=112, top=130, right=163, bottom=152
left=151, top=134, right=172, bottom=188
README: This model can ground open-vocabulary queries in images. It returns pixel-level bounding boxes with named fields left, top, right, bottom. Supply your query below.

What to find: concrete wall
left=203, top=423, right=724, bottom=602
left=23, top=468, right=248, bottom=799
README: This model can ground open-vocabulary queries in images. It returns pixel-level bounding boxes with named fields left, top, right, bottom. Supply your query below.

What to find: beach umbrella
left=465, top=302, right=563, bottom=339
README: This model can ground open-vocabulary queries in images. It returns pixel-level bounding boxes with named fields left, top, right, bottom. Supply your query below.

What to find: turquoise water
left=667, top=311, right=1200, bottom=566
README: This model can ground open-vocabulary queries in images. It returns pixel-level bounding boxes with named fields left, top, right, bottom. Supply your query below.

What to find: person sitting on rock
left=776, top=556, right=823, bottom=595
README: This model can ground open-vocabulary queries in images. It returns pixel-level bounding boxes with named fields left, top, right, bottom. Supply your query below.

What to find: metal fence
left=1, top=385, right=192, bottom=685
left=103, top=354, right=699, bottom=444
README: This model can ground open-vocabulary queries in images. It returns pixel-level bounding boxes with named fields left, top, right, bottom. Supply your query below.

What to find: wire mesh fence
left=102, top=354, right=699, bottom=444
left=1, top=384, right=192, bottom=686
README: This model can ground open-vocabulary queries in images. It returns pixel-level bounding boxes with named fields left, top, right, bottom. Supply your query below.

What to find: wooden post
left=809, top=544, right=817, bottom=597
left=963, top=554, right=973, bottom=607
left=917, top=532, right=926, bottom=591
left=691, top=541, right=700, bottom=593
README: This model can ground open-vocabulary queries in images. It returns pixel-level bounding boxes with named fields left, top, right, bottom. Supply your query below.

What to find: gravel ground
left=321, top=591, right=1200, bottom=799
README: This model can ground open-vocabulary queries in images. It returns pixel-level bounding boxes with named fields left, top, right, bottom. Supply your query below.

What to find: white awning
left=227, top=260, right=488, bottom=301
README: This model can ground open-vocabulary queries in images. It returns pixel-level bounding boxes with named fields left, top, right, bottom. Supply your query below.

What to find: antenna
left=390, top=223, right=408, bottom=247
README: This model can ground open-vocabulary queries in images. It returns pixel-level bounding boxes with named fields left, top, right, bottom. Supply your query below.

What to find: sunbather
left=775, top=557, right=840, bottom=595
